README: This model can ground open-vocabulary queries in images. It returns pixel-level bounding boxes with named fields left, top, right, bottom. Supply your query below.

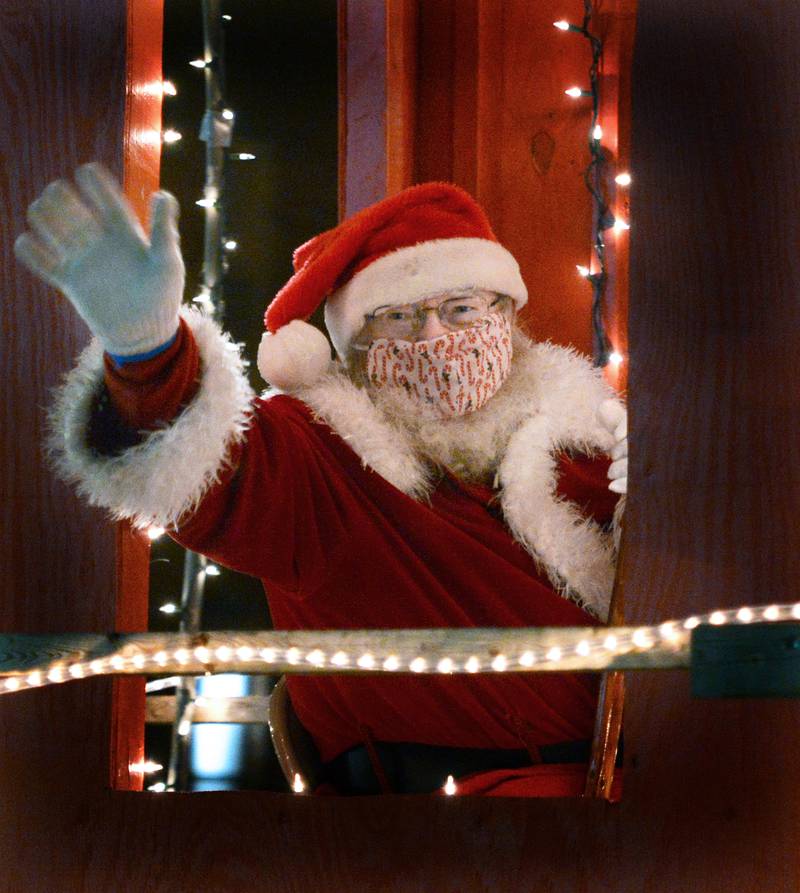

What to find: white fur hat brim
left=323, top=237, right=528, bottom=357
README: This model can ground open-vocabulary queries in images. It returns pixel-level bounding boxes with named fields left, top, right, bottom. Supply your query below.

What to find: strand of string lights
left=556, top=2, right=629, bottom=368
left=7, top=604, right=794, bottom=799
left=2, top=602, right=800, bottom=694
left=155, top=0, right=236, bottom=792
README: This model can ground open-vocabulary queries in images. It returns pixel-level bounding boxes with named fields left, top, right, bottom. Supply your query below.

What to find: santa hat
left=257, top=181, right=528, bottom=390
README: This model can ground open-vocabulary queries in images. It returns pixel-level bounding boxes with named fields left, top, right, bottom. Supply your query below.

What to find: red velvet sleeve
left=102, top=316, right=200, bottom=431
left=555, top=452, right=620, bottom=526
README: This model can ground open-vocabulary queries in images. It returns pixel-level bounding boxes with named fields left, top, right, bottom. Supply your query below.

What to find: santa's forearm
left=47, top=308, right=256, bottom=533
left=101, top=315, right=201, bottom=433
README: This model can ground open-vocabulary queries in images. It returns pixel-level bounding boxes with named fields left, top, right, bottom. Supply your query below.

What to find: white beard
left=368, top=328, right=537, bottom=483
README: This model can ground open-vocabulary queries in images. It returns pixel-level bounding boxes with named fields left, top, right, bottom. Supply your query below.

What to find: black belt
left=322, top=739, right=607, bottom=795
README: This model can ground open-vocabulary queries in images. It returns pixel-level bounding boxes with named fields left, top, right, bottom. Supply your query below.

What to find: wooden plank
left=338, top=0, right=387, bottom=217
left=692, top=624, right=800, bottom=698
left=145, top=695, right=272, bottom=724
left=0, top=625, right=694, bottom=680
left=385, top=0, right=418, bottom=194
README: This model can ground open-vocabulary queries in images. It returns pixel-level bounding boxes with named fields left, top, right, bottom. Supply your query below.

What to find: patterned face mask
left=365, top=313, right=513, bottom=417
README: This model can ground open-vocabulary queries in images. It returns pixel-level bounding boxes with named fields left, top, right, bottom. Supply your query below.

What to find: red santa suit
left=51, top=306, right=623, bottom=797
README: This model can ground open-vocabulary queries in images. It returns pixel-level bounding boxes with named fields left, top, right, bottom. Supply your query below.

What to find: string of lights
left=156, top=0, right=239, bottom=791
left=2, top=601, right=799, bottom=694
left=555, top=2, right=629, bottom=368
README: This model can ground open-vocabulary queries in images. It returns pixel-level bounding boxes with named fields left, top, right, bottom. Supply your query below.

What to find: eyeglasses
left=360, top=292, right=509, bottom=340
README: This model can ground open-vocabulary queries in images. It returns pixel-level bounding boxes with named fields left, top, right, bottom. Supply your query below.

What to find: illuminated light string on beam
left=3, top=603, right=800, bottom=695
left=555, top=3, right=631, bottom=368
left=157, top=0, right=252, bottom=789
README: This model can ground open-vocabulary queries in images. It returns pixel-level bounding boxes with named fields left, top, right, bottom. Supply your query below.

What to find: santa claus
left=15, top=163, right=628, bottom=796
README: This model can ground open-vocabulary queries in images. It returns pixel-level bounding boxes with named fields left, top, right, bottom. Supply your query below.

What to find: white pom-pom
left=257, top=320, right=332, bottom=391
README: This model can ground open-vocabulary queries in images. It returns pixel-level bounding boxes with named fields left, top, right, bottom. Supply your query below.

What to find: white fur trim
left=496, top=343, right=620, bottom=619
left=296, top=369, right=432, bottom=500
left=257, top=319, right=332, bottom=391
left=298, top=339, right=623, bottom=619
left=47, top=306, right=255, bottom=529
left=323, top=238, right=528, bottom=357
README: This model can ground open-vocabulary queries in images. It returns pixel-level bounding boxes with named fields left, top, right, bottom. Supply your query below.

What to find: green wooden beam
left=692, top=623, right=800, bottom=698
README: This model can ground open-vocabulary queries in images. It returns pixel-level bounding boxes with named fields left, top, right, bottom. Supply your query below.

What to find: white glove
left=14, top=162, right=184, bottom=357
left=597, top=399, right=628, bottom=495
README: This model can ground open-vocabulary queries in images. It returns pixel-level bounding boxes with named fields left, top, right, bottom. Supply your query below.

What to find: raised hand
left=14, top=162, right=185, bottom=357
left=598, top=399, right=628, bottom=495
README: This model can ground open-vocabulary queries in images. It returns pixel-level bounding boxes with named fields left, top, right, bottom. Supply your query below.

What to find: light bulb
left=576, top=264, right=590, bottom=277
left=553, top=20, right=570, bottom=30
left=162, top=81, right=177, bottom=96
left=159, top=603, right=178, bottom=615
left=592, top=124, right=603, bottom=141
left=131, top=760, right=163, bottom=774
left=609, top=351, right=624, bottom=366
left=443, top=775, right=457, bottom=795
left=224, top=239, right=238, bottom=250
left=232, top=153, right=256, bottom=160
left=615, top=172, right=632, bottom=186
left=293, top=773, right=306, bottom=793
left=189, top=59, right=208, bottom=69
left=565, top=87, right=585, bottom=98
left=222, top=109, right=234, bottom=120
left=659, top=622, right=679, bottom=641
left=613, top=219, right=630, bottom=234
left=205, top=564, right=220, bottom=576
left=162, top=130, right=182, bottom=144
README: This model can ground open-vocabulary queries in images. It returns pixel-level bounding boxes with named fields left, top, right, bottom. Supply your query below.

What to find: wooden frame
left=6, top=2, right=800, bottom=890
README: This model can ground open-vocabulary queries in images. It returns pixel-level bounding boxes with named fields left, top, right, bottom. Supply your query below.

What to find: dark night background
left=146, top=0, right=338, bottom=791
